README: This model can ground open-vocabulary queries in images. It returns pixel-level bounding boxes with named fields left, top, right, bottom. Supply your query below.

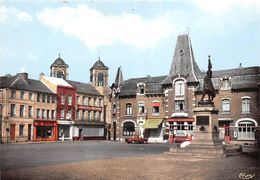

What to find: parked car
left=125, top=135, right=148, bottom=144
left=174, top=131, right=192, bottom=143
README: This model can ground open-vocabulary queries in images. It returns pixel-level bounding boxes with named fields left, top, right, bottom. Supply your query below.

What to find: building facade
left=111, top=34, right=260, bottom=145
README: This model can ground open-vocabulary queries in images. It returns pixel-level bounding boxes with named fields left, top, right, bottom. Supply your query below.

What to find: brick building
left=110, top=34, right=260, bottom=145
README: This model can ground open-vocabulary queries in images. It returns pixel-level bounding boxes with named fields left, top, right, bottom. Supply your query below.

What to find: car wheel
left=144, top=140, right=147, bottom=144
left=132, top=140, right=135, bottom=144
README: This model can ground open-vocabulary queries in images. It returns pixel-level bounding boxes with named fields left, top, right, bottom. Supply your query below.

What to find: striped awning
left=143, top=119, right=163, bottom=129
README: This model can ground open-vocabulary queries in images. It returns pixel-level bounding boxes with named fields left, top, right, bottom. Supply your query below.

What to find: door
left=28, top=124, right=32, bottom=141
left=113, top=122, right=116, bottom=141
left=10, top=125, right=16, bottom=141
left=79, top=129, right=83, bottom=140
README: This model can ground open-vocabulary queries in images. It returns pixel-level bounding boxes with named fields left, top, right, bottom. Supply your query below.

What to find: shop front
left=57, top=120, right=74, bottom=141
left=34, top=120, right=58, bottom=141
left=143, top=118, right=165, bottom=143
left=73, top=121, right=105, bottom=140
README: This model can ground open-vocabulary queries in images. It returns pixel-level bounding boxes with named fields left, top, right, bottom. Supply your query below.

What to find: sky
left=1, top=0, right=260, bottom=85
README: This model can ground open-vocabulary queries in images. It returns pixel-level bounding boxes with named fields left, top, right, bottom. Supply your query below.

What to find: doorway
left=28, top=124, right=32, bottom=141
left=113, top=122, right=116, bottom=141
left=79, top=129, right=83, bottom=140
left=10, top=124, right=15, bottom=141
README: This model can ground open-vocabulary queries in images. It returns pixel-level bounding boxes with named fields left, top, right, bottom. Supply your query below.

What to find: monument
left=169, top=55, right=224, bottom=156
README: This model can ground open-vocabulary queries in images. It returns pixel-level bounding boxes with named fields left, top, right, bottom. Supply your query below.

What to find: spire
left=169, top=34, right=201, bottom=82
left=114, top=66, right=124, bottom=86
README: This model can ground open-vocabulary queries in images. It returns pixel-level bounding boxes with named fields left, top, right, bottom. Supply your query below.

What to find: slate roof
left=90, top=58, right=109, bottom=70
left=0, top=73, right=54, bottom=94
left=67, top=80, right=102, bottom=96
left=51, top=56, right=69, bottom=68
left=168, top=34, right=201, bottom=83
left=196, top=66, right=260, bottom=91
left=119, top=75, right=167, bottom=97
left=113, top=66, right=124, bottom=86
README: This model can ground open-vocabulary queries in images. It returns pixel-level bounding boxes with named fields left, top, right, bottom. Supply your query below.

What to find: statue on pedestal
left=199, top=55, right=216, bottom=105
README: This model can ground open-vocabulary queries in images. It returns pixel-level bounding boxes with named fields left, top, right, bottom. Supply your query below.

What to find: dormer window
left=221, top=77, right=231, bottom=90
left=175, top=80, right=185, bottom=96
left=137, top=83, right=145, bottom=95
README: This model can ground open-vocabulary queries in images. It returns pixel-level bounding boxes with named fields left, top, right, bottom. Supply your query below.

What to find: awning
left=167, top=118, right=194, bottom=122
left=152, top=102, right=160, bottom=107
left=143, top=119, right=163, bottom=129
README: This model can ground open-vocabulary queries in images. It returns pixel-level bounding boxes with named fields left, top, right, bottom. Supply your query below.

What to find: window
left=29, top=93, right=33, bottom=101
left=52, top=95, right=56, bottom=103
left=61, top=94, right=65, bottom=105
left=28, top=106, right=33, bottom=118
left=123, top=122, right=135, bottom=136
left=20, top=105, right=25, bottom=117
left=47, top=110, right=50, bottom=119
left=68, top=95, right=72, bottom=105
left=94, top=98, right=97, bottom=106
left=88, top=97, right=91, bottom=106
left=20, top=91, right=25, bottom=99
left=42, top=95, right=46, bottom=103
left=94, top=111, right=97, bottom=120
left=175, top=80, right=185, bottom=96
left=153, top=106, right=159, bottom=115
left=137, top=83, right=145, bottom=94
left=113, top=103, right=117, bottom=114
left=126, top=103, right=132, bottom=115
left=222, top=99, right=230, bottom=113
left=11, top=104, right=16, bottom=117
left=37, top=108, right=40, bottom=118
left=67, top=109, right=72, bottom=120
left=175, top=100, right=185, bottom=111
left=77, top=96, right=80, bottom=104
left=51, top=110, right=55, bottom=119
left=37, top=94, right=41, bottom=102
left=88, top=111, right=91, bottom=120
left=242, top=98, right=250, bottom=113
left=47, top=95, right=50, bottom=103
left=76, top=110, right=80, bottom=119
left=98, top=72, right=104, bottom=86
left=99, top=98, right=102, bottom=106
left=60, top=109, right=65, bottom=119
left=19, top=125, right=24, bottom=136
left=42, top=109, right=46, bottom=119
left=222, top=78, right=231, bottom=90
left=138, top=103, right=145, bottom=114
left=57, top=70, right=64, bottom=79
left=83, top=96, right=86, bottom=105
left=11, top=90, right=16, bottom=99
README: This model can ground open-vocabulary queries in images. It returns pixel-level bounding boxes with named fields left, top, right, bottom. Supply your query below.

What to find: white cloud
left=37, top=5, right=177, bottom=50
left=0, top=6, right=33, bottom=24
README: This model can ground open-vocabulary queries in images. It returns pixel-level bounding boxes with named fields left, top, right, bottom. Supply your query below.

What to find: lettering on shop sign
left=196, top=116, right=209, bottom=125
left=35, top=122, right=55, bottom=126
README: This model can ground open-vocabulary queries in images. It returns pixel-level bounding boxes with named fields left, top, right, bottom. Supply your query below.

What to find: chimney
left=18, top=72, right=28, bottom=80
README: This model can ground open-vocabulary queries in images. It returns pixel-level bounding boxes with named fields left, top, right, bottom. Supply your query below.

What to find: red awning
left=167, top=118, right=194, bottom=122
left=152, top=102, right=160, bottom=107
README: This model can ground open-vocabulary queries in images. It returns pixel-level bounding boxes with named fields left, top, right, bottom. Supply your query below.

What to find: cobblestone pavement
left=2, top=153, right=259, bottom=180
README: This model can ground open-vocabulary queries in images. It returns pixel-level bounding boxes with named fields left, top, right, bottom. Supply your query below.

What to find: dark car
left=125, top=135, right=148, bottom=144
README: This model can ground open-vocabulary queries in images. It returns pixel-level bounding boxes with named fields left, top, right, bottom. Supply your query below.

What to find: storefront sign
left=77, top=105, right=102, bottom=111
left=34, top=121, right=56, bottom=126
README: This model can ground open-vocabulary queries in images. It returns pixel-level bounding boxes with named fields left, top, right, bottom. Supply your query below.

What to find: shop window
left=20, top=91, right=25, bottom=99
left=123, top=122, right=135, bottom=136
left=138, top=103, right=145, bottom=114
left=11, top=90, right=16, bottom=99
left=19, top=125, right=24, bottom=136
left=175, top=80, right=185, bottom=96
left=188, top=122, right=193, bottom=130
left=126, top=103, right=132, bottom=115
left=11, top=104, right=16, bottom=117
left=37, top=126, right=53, bottom=138
left=237, top=120, right=256, bottom=140
left=222, top=99, right=230, bottom=113
left=20, top=105, right=25, bottom=117
left=242, top=97, right=250, bottom=113
left=175, top=100, right=185, bottom=111
left=98, top=72, right=104, bottom=86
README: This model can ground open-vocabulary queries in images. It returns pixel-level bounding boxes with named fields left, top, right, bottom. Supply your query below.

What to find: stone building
left=0, top=73, right=56, bottom=143
left=111, top=34, right=260, bottom=145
